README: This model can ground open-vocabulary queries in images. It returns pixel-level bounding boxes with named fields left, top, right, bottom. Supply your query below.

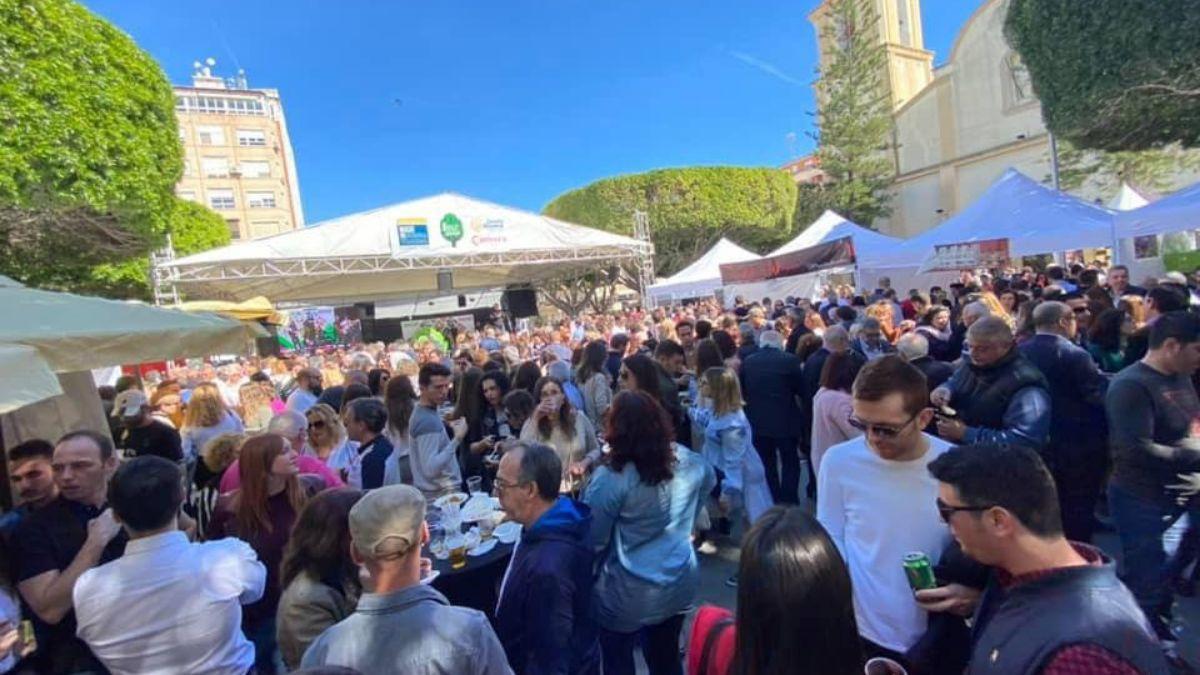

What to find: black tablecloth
left=425, top=539, right=514, bottom=619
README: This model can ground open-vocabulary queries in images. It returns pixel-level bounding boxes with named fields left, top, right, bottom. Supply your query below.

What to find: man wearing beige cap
left=301, top=484, right=512, bottom=674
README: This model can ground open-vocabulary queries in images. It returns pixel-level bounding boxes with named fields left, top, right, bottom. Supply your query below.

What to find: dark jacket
left=604, top=351, right=623, bottom=392
left=911, top=356, right=955, bottom=392
left=740, top=346, right=805, bottom=438
left=1018, top=333, right=1109, bottom=472
left=495, top=497, right=600, bottom=675
left=967, top=548, right=1169, bottom=675
left=946, top=349, right=1050, bottom=449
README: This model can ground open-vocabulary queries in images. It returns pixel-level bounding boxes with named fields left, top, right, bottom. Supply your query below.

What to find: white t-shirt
left=816, top=433, right=953, bottom=652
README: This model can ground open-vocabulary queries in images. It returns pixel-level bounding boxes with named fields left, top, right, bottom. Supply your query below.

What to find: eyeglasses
left=492, top=477, right=527, bottom=495
left=936, top=498, right=995, bottom=523
left=848, top=410, right=923, bottom=439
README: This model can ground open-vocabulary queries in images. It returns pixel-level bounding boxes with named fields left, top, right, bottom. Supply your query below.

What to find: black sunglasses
left=936, top=498, right=994, bottom=523
left=847, top=410, right=923, bottom=439
left=308, top=420, right=326, bottom=429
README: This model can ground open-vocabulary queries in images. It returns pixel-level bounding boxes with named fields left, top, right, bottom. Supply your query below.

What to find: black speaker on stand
left=502, top=287, right=538, bottom=318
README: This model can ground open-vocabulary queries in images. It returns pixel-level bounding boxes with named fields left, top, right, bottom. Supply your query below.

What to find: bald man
left=930, top=316, right=1050, bottom=450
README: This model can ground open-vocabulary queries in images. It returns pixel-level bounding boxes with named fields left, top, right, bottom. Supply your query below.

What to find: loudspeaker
left=437, top=270, right=453, bottom=292
left=503, top=288, right=538, bottom=318
left=457, top=294, right=467, bottom=308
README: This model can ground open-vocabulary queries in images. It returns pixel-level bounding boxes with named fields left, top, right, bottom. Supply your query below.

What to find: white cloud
left=727, top=50, right=803, bottom=87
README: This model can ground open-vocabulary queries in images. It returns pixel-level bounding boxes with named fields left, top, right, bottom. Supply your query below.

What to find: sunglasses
left=847, top=410, right=922, bottom=439
left=308, top=420, right=326, bottom=429
left=936, top=498, right=994, bottom=523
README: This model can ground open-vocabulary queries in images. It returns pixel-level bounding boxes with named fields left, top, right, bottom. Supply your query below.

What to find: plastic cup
left=467, top=476, right=483, bottom=495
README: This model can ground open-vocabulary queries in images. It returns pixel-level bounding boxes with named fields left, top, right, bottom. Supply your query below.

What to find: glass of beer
left=447, top=532, right=468, bottom=569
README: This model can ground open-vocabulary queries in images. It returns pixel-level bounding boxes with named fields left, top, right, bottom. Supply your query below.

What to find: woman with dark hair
left=366, top=368, right=390, bottom=397
left=383, top=375, right=418, bottom=484
left=617, top=354, right=661, bottom=401
left=914, top=307, right=953, bottom=362
left=810, top=352, right=864, bottom=476
left=1087, top=308, right=1132, bottom=373
left=583, top=391, right=716, bottom=675
left=451, top=367, right=490, bottom=487
left=710, top=330, right=740, bottom=372
left=520, top=377, right=599, bottom=491
left=685, top=506, right=862, bottom=675
left=276, top=489, right=365, bottom=670
left=689, top=339, right=726, bottom=407
left=501, top=389, right=535, bottom=446
left=480, top=370, right=512, bottom=441
left=511, top=360, right=543, bottom=393
left=577, top=339, right=613, bottom=430
left=209, top=434, right=320, bottom=673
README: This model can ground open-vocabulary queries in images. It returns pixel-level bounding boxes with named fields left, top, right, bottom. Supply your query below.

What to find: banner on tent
left=919, top=238, right=1010, bottom=273
left=719, top=236, right=855, bottom=284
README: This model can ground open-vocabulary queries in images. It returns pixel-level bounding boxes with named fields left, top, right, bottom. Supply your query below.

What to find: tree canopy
left=1005, top=0, right=1200, bottom=152
left=810, top=0, right=895, bottom=228
left=0, top=0, right=182, bottom=292
left=543, top=166, right=797, bottom=277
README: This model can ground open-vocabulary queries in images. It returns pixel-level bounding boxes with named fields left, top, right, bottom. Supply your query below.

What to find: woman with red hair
left=209, top=434, right=321, bottom=673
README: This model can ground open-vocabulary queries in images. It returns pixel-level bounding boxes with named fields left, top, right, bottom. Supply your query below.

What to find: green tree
left=810, top=0, right=895, bottom=228
left=543, top=166, right=797, bottom=278
left=0, top=0, right=182, bottom=293
left=1058, top=142, right=1200, bottom=196
left=1006, top=0, right=1200, bottom=152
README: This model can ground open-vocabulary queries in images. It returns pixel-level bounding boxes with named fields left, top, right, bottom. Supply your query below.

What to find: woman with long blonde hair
left=305, top=403, right=358, bottom=480
left=239, top=382, right=275, bottom=433
left=1119, top=294, right=1147, bottom=329
left=181, top=382, right=244, bottom=465
left=208, top=433, right=317, bottom=673
left=979, top=291, right=1016, bottom=328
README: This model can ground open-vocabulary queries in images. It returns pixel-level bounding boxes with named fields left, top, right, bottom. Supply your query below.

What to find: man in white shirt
left=817, top=355, right=975, bottom=668
left=286, top=367, right=323, bottom=413
left=74, top=456, right=266, bottom=675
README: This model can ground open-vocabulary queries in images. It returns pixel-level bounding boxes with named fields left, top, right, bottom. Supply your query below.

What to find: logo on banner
left=395, top=218, right=430, bottom=246
left=440, top=213, right=464, bottom=247
left=469, top=217, right=507, bottom=246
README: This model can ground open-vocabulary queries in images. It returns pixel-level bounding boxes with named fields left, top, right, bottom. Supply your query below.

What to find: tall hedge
left=0, top=0, right=183, bottom=292
left=543, top=167, right=798, bottom=277
left=1005, top=0, right=1200, bottom=152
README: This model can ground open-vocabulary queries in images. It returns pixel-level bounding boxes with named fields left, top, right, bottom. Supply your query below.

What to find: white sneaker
left=697, top=540, right=718, bottom=555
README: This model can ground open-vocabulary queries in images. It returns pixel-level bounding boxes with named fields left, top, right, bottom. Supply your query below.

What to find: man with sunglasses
left=928, top=444, right=1169, bottom=675
left=817, top=355, right=956, bottom=668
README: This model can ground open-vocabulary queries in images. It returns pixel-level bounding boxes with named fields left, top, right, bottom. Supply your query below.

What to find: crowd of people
left=0, top=261, right=1197, bottom=674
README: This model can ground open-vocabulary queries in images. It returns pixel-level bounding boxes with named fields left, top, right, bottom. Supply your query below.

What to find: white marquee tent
left=160, top=193, right=652, bottom=305
left=648, top=237, right=759, bottom=303
left=1116, top=180, right=1200, bottom=239
left=768, top=210, right=900, bottom=266
left=872, top=169, right=1116, bottom=277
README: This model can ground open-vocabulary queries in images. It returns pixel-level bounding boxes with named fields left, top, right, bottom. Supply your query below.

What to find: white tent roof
left=1116, top=180, right=1200, bottom=238
left=648, top=238, right=759, bottom=301
left=873, top=169, right=1116, bottom=268
left=162, top=192, right=652, bottom=305
left=0, top=275, right=260, bottom=413
left=768, top=210, right=901, bottom=266
left=1109, top=183, right=1151, bottom=212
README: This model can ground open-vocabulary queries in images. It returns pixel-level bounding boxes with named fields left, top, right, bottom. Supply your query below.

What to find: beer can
left=20, top=619, right=36, bottom=653
left=903, top=552, right=937, bottom=590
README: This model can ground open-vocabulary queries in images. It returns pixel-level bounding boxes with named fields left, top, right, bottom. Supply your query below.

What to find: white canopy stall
left=648, top=237, right=759, bottom=304
left=159, top=193, right=653, bottom=306
left=1115, top=180, right=1200, bottom=282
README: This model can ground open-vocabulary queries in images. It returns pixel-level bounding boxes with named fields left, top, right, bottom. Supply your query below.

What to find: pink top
left=219, top=454, right=344, bottom=494
left=810, top=387, right=861, bottom=478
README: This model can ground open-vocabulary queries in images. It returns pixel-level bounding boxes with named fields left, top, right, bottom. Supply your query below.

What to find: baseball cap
left=349, top=485, right=426, bottom=558
left=111, top=390, right=148, bottom=418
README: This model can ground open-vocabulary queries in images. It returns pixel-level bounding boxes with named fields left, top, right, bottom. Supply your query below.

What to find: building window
left=197, top=126, right=225, bottom=146
left=226, top=218, right=242, bottom=239
left=175, top=94, right=267, bottom=116
left=177, top=190, right=198, bottom=202
left=250, top=220, right=280, bottom=238
left=240, top=160, right=270, bottom=178
left=208, top=189, right=236, bottom=210
left=237, top=129, right=267, bottom=146
left=247, top=191, right=276, bottom=208
left=201, top=156, right=230, bottom=178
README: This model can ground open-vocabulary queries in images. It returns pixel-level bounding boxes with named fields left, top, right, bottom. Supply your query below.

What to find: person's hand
left=914, top=583, right=981, bottom=617
left=178, top=510, right=198, bottom=541
left=86, top=508, right=122, bottom=548
left=420, top=557, right=433, bottom=580
left=0, top=622, right=16, bottom=660
left=449, top=417, right=468, bottom=441
left=1167, top=472, right=1200, bottom=504
left=569, top=459, right=589, bottom=478
left=898, top=320, right=916, bottom=332
left=936, top=416, right=966, bottom=442
left=930, top=387, right=951, bottom=407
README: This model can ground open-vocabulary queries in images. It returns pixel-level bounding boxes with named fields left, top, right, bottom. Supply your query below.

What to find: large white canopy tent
left=160, top=193, right=653, bottom=306
left=869, top=169, right=1116, bottom=290
left=721, top=211, right=903, bottom=303
left=1113, top=180, right=1200, bottom=283
left=648, top=237, right=759, bottom=303
left=0, top=275, right=262, bottom=445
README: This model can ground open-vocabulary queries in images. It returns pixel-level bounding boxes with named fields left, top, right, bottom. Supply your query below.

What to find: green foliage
left=1005, top=0, right=1200, bottom=152
left=0, top=0, right=182, bottom=293
left=1058, top=141, right=1200, bottom=196
left=543, top=166, right=797, bottom=277
left=811, top=0, right=895, bottom=228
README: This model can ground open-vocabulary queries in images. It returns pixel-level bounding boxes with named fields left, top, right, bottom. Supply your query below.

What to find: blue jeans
left=1108, top=483, right=1199, bottom=639
left=597, top=613, right=684, bottom=675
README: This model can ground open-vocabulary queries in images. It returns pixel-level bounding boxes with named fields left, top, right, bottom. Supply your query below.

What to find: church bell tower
left=809, top=0, right=935, bottom=111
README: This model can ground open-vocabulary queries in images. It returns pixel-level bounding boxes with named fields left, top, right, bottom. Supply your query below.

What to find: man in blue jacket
left=494, top=442, right=600, bottom=675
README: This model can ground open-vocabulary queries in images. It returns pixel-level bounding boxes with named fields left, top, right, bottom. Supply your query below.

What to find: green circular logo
left=440, top=213, right=464, bottom=247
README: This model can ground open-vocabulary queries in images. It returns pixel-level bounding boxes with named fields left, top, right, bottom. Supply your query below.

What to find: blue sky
left=84, top=1, right=980, bottom=223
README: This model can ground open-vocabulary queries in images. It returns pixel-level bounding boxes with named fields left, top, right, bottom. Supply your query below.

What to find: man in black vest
left=927, top=444, right=1169, bottom=675
left=931, top=317, right=1050, bottom=451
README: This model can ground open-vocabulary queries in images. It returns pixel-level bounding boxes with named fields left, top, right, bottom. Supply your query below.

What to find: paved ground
left=632, top=479, right=1200, bottom=672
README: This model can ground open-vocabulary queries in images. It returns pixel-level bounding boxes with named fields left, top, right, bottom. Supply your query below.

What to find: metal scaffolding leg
left=150, top=235, right=180, bottom=306
left=633, top=210, right=656, bottom=309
